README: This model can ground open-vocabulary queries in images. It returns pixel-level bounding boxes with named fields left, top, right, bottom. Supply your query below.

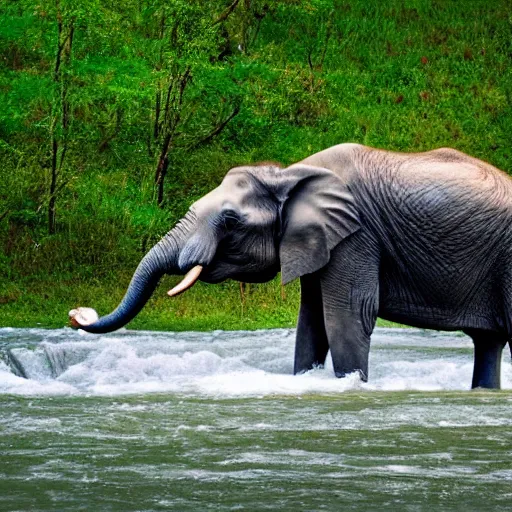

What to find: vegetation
left=1, top=0, right=511, bottom=330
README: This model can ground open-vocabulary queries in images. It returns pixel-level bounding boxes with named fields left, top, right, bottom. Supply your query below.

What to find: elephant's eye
left=222, top=209, right=240, bottom=231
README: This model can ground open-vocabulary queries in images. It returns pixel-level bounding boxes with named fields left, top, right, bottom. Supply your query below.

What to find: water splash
left=0, top=327, right=510, bottom=396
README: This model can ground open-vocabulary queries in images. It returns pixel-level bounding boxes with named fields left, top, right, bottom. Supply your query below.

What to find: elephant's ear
left=278, top=164, right=361, bottom=284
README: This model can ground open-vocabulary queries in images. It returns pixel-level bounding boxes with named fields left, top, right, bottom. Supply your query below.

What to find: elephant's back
left=359, top=148, right=512, bottom=311
left=359, top=147, right=512, bottom=236
left=356, top=145, right=512, bottom=195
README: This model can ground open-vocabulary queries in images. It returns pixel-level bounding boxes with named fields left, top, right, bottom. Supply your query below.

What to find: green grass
left=0, top=273, right=403, bottom=331
left=1, top=0, right=511, bottom=331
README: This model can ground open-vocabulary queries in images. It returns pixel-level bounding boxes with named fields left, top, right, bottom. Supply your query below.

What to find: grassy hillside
left=0, top=0, right=511, bottom=330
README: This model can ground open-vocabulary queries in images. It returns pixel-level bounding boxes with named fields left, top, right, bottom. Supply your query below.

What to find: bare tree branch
left=99, top=108, right=123, bottom=152
left=212, top=0, right=241, bottom=26
left=189, top=103, right=240, bottom=150
left=177, top=67, right=192, bottom=109
left=162, top=78, right=175, bottom=127
left=0, top=210, right=10, bottom=224
left=307, top=48, right=314, bottom=73
left=154, top=89, right=161, bottom=140
left=49, top=9, right=74, bottom=234
left=318, top=12, right=333, bottom=70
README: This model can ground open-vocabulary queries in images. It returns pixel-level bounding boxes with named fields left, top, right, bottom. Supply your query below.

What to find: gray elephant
left=70, top=143, right=512, bottom=389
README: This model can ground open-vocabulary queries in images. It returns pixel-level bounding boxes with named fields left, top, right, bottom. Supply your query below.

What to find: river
left=1, top=327, right=511, bottom=510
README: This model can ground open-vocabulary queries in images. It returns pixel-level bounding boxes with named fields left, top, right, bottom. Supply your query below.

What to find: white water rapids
left=1, top=327, right=511, bottom=396
left=3, top=328, right=512, bottom=511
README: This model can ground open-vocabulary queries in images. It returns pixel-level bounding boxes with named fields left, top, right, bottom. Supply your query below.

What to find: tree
left=213, top=0, right=272, bottom=56
left=48, top=0, right=74, bottom=234
left=143, top=0, right=242, bottom=206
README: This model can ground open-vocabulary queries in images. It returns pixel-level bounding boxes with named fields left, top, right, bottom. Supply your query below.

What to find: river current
left=1, top=327, right=512, bottom=510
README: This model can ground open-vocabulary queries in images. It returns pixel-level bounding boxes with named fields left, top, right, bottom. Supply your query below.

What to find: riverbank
left=2, top=1, right=510, bottom=335
left=0, top=275, right=402, bottom=331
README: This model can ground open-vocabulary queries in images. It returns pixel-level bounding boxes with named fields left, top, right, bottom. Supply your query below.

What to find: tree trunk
left=48, top=5, right=74, bottom=234
left=48, top=138, right=58, bottom=234
left=155, top=133, right=172, bottom=206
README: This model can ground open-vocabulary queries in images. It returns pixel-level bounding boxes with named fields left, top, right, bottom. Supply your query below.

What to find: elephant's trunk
left=72, top=213, right=196, bottom=334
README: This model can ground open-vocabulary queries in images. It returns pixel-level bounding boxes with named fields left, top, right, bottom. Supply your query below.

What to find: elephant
left=70, top=143, right=512, bottom=389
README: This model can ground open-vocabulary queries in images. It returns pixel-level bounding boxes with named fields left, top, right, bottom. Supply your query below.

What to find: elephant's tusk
left=167, top=265, right=203, bottom=297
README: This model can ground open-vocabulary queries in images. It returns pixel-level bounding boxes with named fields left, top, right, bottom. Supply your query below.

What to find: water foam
left=0, top=327, right=510, bottom=396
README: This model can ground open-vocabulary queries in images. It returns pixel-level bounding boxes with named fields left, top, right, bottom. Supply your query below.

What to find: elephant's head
left=70, top=163, right=361, bottom=332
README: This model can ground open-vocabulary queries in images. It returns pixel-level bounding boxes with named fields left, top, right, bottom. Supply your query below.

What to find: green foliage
left=0, top=0, right=511, bottom=329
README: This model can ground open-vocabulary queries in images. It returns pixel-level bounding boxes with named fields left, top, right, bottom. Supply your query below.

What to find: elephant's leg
left=320, top=232, right=380, bottom=381
left=294, top=274, right=329, bottom=374
left=322, top=308, right=373, bottom=380
left=464, top=329, right=508, bottom=389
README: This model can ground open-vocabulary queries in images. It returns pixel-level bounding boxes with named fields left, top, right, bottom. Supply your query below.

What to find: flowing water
left=1, top=327, right=512, bottom=511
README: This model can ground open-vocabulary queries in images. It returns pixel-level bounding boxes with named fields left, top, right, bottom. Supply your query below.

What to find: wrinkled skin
left=71, top=143, right=512, bottom=389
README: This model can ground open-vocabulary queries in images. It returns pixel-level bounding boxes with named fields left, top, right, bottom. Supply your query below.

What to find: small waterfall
left=5, top=347, right=54, bottom=380
left=4, top=349, right=29, bottom=378
left=42, top=343, right=75, bottom=378
left=4, top=342, right=91, bottom=380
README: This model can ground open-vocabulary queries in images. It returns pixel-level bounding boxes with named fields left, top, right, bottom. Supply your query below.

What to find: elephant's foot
left=466, top=329, right=508, bottom=389
left=333, top=368, right=368, bottom=382
left=294, top=345, right=329, bottom=374
left=328, top=322, right=370, bottom=382
left=323, top=308, right=372, bottom=383
left=69, top=307, right=99, bottom=328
